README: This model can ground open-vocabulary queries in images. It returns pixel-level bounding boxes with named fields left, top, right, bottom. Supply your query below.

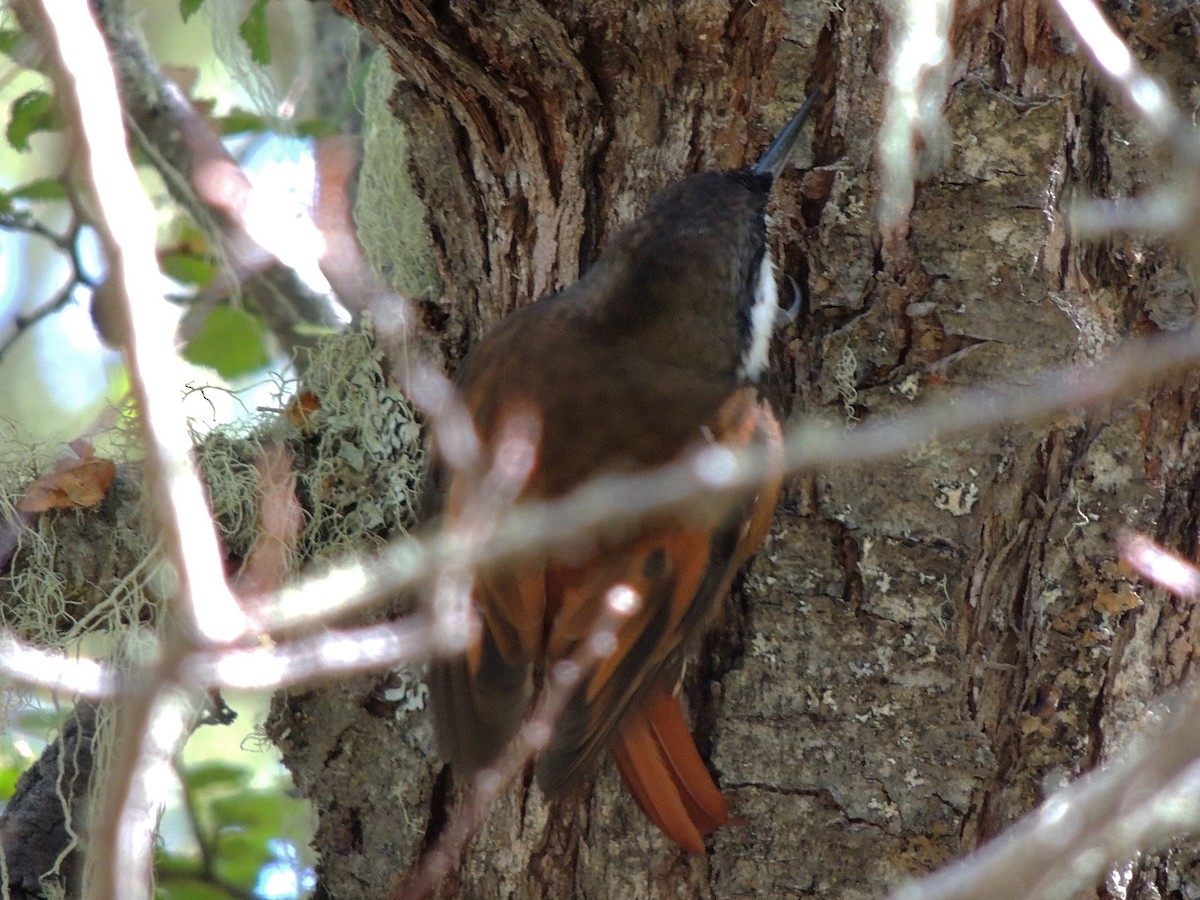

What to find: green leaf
left=213, top=830, right=273, bottom=889
left=0, top=29, right=25, bottom=57
left=182, top=306, right=271, bottom=379
left=212, top=108, right=267, bottom=136
left=294, top=118, right=338, bottom=139
left=160, top=250, right=216, bottom=288
left=155, top=876, right=232, bottom=900
left=210, top=789, right=284, bottom=830
left=182, top=759, right=253, bottom=791
left=238, top=0, right=272, bottom=67
left=179, top=0, right=206, bottom=22
left=0, top=762, right=23, bottom=801
left=8, top=177, right=66, bottom=202
left=153, top=848, right=202, bottom=877
left=7, top=90, right=57, bottom=152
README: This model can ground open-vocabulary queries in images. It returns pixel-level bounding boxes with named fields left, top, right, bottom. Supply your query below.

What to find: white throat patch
left=737, top=252, right=778, bottom=382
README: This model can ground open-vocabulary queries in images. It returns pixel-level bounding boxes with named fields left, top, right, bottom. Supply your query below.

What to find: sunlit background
left=0, top=0, right=370, bottom=895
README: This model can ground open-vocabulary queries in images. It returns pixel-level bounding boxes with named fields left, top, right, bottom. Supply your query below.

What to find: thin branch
left=1049, top=0, right=1200, bottom=267
left=97, top=315, right=1185, bottom=743
left=0, top=209, right=83, bottom=269
left=184, top=616, right=439, bottom=690
left=22, top=0, right=245, bottom=651
left=91, top=0, right=348, bottom=361
left=1121, top=534, right=1200, bottom=599
left=0, top=210, right=97, bottom=363
left=0, top=287, right=74, bottom=361
left=13, top=1, right=248, bottom=897
left=878, top=0, right=955, bottom=253
left=168, top=760, right=257, bottom=900
left=891, top=689, right=1200, bottom=899
left=251, top=323, right=1200, bottom=637
left=1051, top=0, right=1182, bottom=143
left=0, top=633, right=120, bottom=698
left=892, top=537, right=1200, bottom=900
left=395, top=584, right=638, bottom=900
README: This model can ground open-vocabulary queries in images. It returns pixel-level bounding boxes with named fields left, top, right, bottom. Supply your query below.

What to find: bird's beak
left=752, top=87, right=822, bottom=180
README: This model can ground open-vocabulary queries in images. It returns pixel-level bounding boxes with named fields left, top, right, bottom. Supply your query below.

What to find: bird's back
left=424, top=117, right=805, bottom=850
left=428, top=292, right=781, bottom=841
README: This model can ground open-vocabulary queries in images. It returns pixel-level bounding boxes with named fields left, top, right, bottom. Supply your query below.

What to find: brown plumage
left=425, top=93, right=816, bottom=851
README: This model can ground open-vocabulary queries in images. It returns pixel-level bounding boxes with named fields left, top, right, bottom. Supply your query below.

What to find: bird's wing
left=428, top=360, right=781, bottom=853
left=534, top=389, right=781, bottom=852
left=427, top=553, right=546, bottom=773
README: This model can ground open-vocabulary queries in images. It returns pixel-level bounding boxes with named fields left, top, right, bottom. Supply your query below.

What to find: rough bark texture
left=0, top=703, right=95, bottom=898
left=269, top=1, right=1200, bottom=897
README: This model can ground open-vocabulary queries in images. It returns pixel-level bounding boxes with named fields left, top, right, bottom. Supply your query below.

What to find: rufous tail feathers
left=609, top=680, right=729, bottom=853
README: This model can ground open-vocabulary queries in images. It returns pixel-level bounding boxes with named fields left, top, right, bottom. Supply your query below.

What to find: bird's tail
left=609, top=680, right=729, bottom=853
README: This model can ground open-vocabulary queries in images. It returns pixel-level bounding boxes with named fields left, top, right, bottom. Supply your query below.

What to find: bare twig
left=891, top=1, right=1200, bottom=896
left=890, top=687, right=1200, bottom=899
left=878, top=0, right=955, bottom=255
left=1121, top=534, right=1200, bottom=599
left=14, top=319, right=1191, bottom=710
left=91, top=0, right=347, bottom=361
left=1051, top=0, right=1182, bottom=143
left=251, top=322, right=1200, bottom=636
left=892, top=535, right=1200, bottom=900
left=0, top=210, right=97, bottom=363
left=13, top=1, right=248, bottom=897
left=1050, top=0, right=1200, bottom=266
left=234, top=443, right=303, bottom=597
left=185, top=615, right=439, bottom=690
left=395, top=584, right=638, bottom=900
left=0, top=633, right=120, bottom=698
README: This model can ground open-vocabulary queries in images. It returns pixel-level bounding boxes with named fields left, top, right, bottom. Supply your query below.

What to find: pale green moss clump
left=355, top=52, right=442, bottom=300
left=0, top=322, right=424, bottom=689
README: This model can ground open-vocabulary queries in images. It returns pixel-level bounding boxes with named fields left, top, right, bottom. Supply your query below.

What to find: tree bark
left=0, top=704, right=95, bottom=898
left=270, top=1, right=1200, bottom=897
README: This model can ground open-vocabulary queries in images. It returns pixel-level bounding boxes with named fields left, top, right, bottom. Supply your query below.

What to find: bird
left=425, top=90, right=818, bottom=853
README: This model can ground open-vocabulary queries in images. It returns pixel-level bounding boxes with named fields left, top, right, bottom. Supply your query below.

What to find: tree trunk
left=270, top=1, right=1200, bottom=896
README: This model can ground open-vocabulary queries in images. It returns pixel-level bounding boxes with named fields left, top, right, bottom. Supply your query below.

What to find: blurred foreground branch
left=3, top=0, right=1200, bottom=897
